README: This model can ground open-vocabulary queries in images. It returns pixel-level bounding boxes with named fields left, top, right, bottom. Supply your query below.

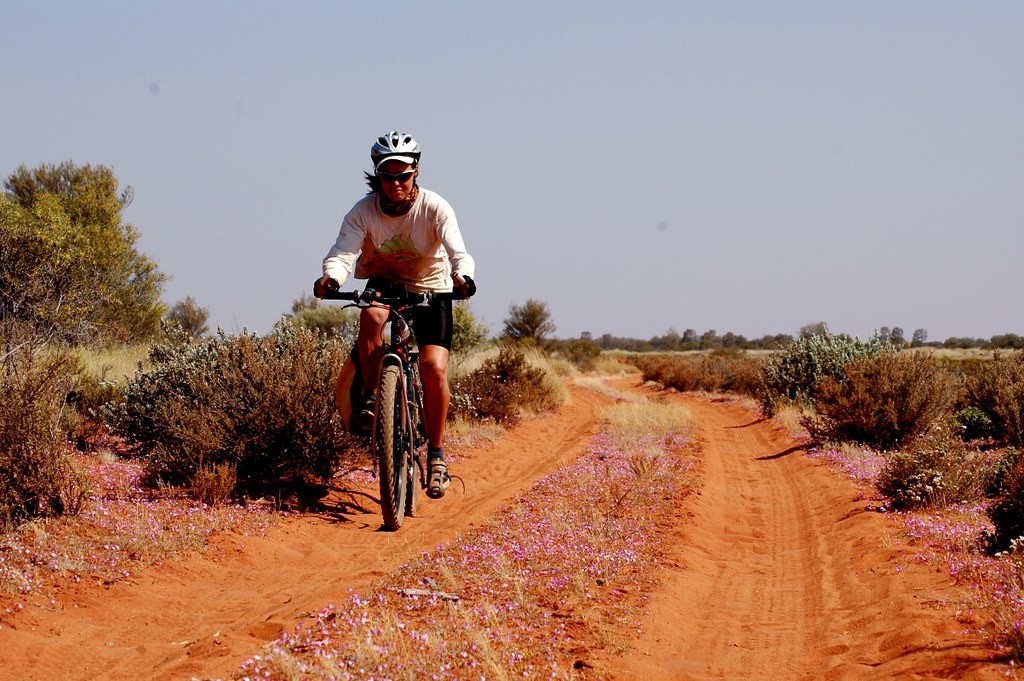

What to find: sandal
left=426, top=458, right=450, bottom=499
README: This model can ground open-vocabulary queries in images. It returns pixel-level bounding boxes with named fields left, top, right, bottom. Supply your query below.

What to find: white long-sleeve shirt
left=322, top=188, right=475, bottom=293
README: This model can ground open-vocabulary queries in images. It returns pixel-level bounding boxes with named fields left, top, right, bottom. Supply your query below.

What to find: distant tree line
left=570, top=324, right=1024, bottom=353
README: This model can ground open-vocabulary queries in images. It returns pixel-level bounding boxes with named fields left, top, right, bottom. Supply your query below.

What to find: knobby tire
left=376, top=364, right=407, bottom=530
left=405, top=363, right=424, bottom=518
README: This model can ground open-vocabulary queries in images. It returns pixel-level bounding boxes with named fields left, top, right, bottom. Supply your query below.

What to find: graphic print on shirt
left=372, top=233, right=422, bottom=278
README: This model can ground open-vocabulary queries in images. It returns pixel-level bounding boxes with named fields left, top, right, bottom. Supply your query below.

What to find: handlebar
left=313, top=278, right=467, bottom=305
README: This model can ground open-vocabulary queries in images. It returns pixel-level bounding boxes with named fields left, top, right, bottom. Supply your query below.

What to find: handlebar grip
left=313, top=278, right=358, bottom=300
left=442, top=289, right=469, bottom=301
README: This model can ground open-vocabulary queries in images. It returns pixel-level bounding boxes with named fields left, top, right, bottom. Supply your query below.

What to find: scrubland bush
left=758, top=333, right=889, bottom=415
left=986, top=455, right=1024, bottom=554
left=876, top=426, right=993, bottom=511
left=988, top=447, right=1022, bottom=497
left=554, top=337, right=602, bottom=371
left=290, top=304, right=360, bottom=347
left=635, top=350, right=762, bottom=396
left=804, top=351, right=960, bottom=449
left=964, top=351, right=1024, bottom=447
left=449, top=347, right=563, bottom=426
left=0, top=329, right=85, bottom=526
left=103, top=321, right=350, bottom=500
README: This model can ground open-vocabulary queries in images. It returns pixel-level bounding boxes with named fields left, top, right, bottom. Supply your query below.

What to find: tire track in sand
left=611, top=384, right=1004, bottom=680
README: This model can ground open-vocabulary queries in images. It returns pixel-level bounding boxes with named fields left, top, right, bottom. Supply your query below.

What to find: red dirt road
left=0, top=378, right=1011, bottom=680
left=611, top=382, right=1006, bottom=680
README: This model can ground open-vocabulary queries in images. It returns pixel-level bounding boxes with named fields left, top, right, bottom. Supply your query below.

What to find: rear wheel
left=376, top=364, right=407, bottom=530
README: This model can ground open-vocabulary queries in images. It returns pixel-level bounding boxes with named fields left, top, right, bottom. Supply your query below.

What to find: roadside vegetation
left=2, top=161, right=1022, bottom=670
left=635, top=332, right=1024, bottom=661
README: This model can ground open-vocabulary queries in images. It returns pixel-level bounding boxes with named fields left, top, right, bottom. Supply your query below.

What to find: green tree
left=1, top=162, right=166, bottom=343
left=451, top=301, right=489, bottom=353
left=166, top=296, right=210, bottom=339
left=501, top=299, right=555, bottom=344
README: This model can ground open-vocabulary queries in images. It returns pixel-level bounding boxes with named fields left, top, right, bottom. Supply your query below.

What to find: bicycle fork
left=404, top=359, right=428, bottom=490
left=376, top=352, right=423, bottom=487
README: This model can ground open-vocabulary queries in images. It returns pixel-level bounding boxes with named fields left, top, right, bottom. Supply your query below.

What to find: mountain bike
left=314, top=279, right=462, bottom=531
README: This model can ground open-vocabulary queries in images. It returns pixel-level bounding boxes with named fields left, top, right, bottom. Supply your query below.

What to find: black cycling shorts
left=365, top=276, right=454, bottom=351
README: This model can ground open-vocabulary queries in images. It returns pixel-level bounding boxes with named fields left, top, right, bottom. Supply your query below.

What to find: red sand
left=0, top=378, right=1010, bottom=679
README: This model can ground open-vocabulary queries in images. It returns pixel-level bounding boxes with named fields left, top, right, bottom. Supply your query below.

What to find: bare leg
left=356, top=306, right=389, bottom=396
left=418, top=344, right=450, bottom=451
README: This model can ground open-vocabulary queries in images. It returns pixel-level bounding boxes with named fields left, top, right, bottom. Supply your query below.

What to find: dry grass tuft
left=73, top=343, right=150, bottom=383
left=189, top=461, right=238, bottom=506
left=772, top=402, right=812, bottom=439
left=601, top=399, right=697, bottom=447
left=589, top=351, right=637, bottom=375
left=572, top=376, right=638, bottom=402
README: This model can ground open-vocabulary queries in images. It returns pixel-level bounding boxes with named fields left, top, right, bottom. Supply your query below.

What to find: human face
left=377, top=160, right=417, bottom=202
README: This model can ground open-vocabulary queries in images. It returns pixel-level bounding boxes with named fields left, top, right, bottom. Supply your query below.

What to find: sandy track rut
left=612, top=387, right=1003, bottom=680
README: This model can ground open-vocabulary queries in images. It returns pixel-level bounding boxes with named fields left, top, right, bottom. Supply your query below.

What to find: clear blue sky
left=4, top=1, right=1022, bottom=342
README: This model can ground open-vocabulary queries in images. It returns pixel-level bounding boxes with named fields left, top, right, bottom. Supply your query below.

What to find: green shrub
left=986, top=455, right=1024, bottom=553
left=758, top=333, right=889, bottom=415
left=965, top=352, right=1024, bottom=447
left=290, top=303, right=360, bottom=347
left=0, top=329, right=81, bottom=526
left=953, top=406, right=995, bottom=441
left=877, top=427, right=992, bottom=511
left=449, top=348, right=560, bottom=426
left=803, top=351, right=959, bottom=449
left=451, top=301, right=490, bottom=355
left=103, top=321, right=351, bottom=500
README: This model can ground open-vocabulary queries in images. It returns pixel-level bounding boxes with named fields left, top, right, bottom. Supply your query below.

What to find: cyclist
left=319, top=131, right=476, bottom=499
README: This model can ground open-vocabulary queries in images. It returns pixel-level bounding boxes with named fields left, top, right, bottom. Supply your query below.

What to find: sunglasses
left=377, top=169, right=416, bottom=183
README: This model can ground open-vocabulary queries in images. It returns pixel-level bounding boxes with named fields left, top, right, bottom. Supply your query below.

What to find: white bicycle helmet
left=370, top=131, right=421, bottom=170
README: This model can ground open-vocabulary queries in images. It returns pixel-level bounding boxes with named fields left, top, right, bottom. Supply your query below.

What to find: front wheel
left=375, top=364, right=408, bottom=530
left=405, top=453, right=419, bottom=518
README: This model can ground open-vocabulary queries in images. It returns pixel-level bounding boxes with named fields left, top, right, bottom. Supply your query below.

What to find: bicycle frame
left=378, top=321, right=427, bottom=484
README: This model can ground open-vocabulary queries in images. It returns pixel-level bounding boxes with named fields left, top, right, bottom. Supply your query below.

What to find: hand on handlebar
left=454, top=274, right=476, bottom=299
left=314, top=275, right=340, bottom=299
